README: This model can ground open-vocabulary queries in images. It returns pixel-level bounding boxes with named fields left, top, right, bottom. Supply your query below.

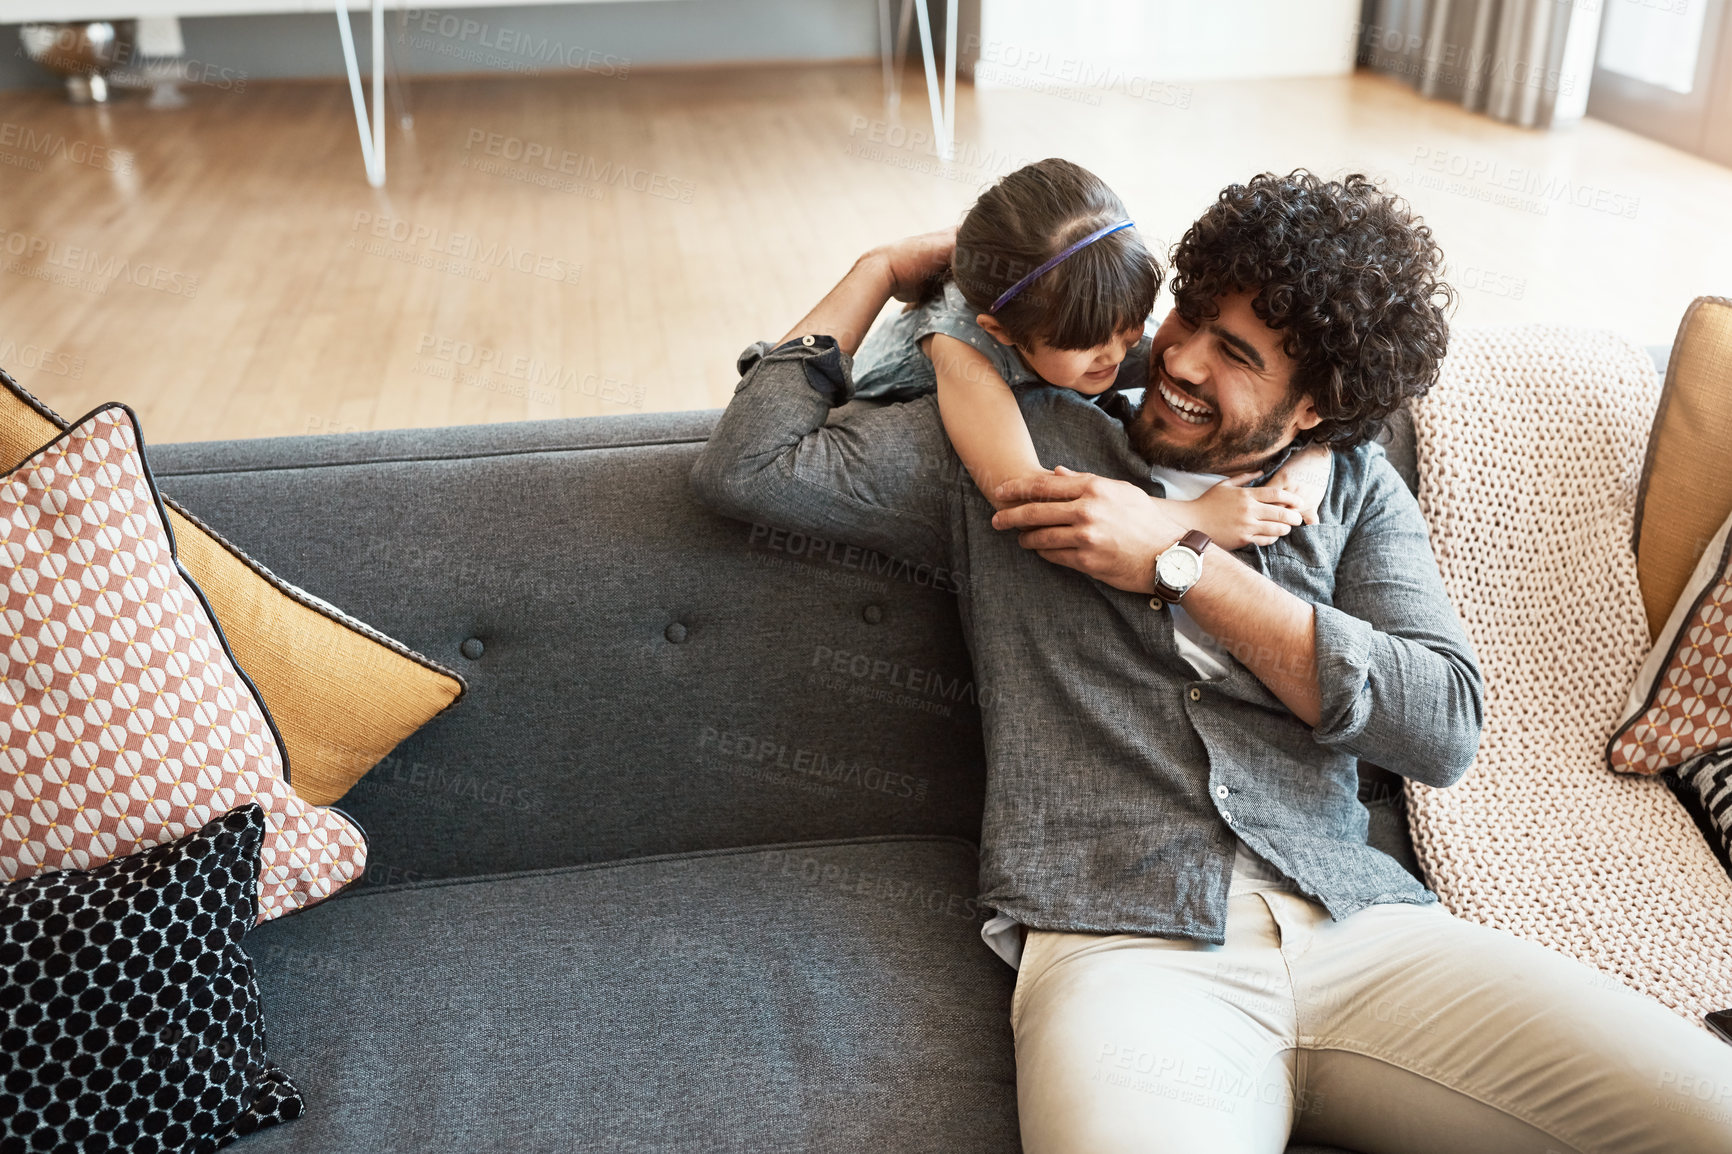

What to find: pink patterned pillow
left=1608, top=507, right=1732, bottom=774
left=0, top=405, right=365, bottom=920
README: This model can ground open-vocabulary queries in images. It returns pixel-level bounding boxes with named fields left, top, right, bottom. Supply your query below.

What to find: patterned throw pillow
left=0, top=365, right=464, bottom=807
left=0, top=405, right=365, bottom=920
left=1608, top=506, right=1732, bottom=774
left=0, top=804, right=304, bottom=1152
left=1675, top=748, right=1732, bottom=869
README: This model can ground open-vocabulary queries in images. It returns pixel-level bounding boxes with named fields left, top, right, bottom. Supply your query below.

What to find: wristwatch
left=1151, top=530, right=1212, bottom=605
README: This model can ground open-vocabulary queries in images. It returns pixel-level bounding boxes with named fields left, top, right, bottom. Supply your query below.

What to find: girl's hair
left=950, top=158, right=1162, bottom=351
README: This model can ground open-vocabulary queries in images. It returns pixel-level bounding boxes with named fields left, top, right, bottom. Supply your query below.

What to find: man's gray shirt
left=690, top=334, right=1485, bottom=944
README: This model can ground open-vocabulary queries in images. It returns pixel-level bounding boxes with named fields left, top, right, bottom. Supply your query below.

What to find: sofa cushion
left=1609, top=506, right=1732, bottom=775
left=0, top=406, right=364, bottom=921
left=145, top=416, right=990, bottom=885
left=0, top=367, right=464, bottom=808
left=1672, top=748, right=1732, bottom=875
left=1634, top=295, right=1732, bottom=640
left=0, top=805, right=303, bottom=1153
left=233, top=837, right=1017, bottom=1153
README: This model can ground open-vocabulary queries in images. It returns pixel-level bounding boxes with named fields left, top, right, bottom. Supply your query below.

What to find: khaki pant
left=1011, top=890, right=1732, bottom=1153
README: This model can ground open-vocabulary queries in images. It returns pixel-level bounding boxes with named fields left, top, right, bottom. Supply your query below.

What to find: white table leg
left=335, top=0, right=384, bottom=187
left=371, top=0, right=384, bottom=183
left=878, top=0, right=894, bottom=109
left=942, top=0, right=956, bottom=153
left=892, top=0, right=915, bottom=114
left=912, top=0, right=952, bottom=160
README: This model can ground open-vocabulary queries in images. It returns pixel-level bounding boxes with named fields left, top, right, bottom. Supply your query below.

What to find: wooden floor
left=0, top=64, right=1728, bottom=444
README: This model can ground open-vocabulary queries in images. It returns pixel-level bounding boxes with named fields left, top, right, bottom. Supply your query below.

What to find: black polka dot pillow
left=0, top=804, right=303, bottom=1152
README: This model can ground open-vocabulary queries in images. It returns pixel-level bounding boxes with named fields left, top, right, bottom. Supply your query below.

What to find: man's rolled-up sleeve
left=1310, top=456, right=1486, bottom=787
left=690, top=335, right=957, bottom=571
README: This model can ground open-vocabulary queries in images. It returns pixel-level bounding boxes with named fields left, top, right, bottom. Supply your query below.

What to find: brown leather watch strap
left=1152, top=530, right=1213, bottom=604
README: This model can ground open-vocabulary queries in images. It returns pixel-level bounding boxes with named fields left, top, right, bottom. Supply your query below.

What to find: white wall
left=975, top=0, right=1362, bottom=86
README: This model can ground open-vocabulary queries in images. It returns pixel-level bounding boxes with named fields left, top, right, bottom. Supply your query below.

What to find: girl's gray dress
left=852, top=281, right=1044, bottom=401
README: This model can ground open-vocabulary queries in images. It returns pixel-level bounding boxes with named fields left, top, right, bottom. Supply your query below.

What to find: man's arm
left=990, top=460, right=1485, bottom=787
left=1176, top=548, right=1324, bottom=725
left=690, top=233, right=963, bottom=568
left=776, top=229, right=956, bottom=354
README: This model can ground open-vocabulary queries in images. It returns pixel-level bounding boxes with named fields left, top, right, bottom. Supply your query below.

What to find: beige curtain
left=1359, top=0, right=1600, bottom=128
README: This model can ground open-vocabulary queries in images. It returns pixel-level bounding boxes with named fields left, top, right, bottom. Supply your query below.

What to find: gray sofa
left=145, top=406, right=1422, bottom=1153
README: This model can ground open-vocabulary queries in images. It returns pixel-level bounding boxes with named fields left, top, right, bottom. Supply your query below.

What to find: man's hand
left=874, top=226, right=958, bottom=302
left=780, top=227, right=957, bottom=355
left=996, top=467, right=1323, bottom=723
left=990, top=467, right=1187, bottom=593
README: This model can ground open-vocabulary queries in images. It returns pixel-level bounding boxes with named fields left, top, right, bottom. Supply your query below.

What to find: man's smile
left=1152, top=365, right=1217, bottom=427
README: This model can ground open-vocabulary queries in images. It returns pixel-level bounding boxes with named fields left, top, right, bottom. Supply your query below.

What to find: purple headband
left=988, top=219, right=1136, bottom=314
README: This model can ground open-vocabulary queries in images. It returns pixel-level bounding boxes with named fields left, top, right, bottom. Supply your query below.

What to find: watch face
left=1157, top=546, right=1202, bottom=590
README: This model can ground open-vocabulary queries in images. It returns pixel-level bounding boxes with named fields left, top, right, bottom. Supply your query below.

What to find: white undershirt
left=979, top=463, right=1287, bottom=969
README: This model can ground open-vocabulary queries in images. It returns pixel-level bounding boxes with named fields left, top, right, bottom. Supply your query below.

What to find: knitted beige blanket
left=1406, top=326, right=1732, bottom=1024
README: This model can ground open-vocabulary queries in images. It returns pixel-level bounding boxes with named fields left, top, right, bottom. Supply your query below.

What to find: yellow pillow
left=0, top=367, right=464, bottom=805
left=1634, top=296, right=1732, bottom=641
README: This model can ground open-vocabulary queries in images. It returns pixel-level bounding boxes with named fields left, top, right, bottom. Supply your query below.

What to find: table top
left=0, top=0, right=658, bottom=23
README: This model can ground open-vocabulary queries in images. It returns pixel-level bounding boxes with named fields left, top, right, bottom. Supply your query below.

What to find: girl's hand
left=1265, top=443, right=1332, bottom=526
left=1184, top=475, right=1307, bottom=549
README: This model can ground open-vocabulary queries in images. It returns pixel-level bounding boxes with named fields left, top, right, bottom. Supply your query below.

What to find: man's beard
left=1127, top=364, right=1301, bottom=474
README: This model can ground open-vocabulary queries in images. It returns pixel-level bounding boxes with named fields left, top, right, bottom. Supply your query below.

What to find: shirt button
left=1188, top=687, right=1201, bottom=701
left=1216, top=785, right=1229, bottom=799
left=1222, top=810, right=1234, bottom=824
left=801, top=335, right=816, bottom=347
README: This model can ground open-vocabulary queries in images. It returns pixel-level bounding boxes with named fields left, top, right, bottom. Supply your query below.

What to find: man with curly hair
left=692, top=169, right=1732, bottom=1153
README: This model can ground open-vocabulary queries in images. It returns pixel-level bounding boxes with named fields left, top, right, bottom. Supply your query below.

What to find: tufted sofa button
left=665, top=622, right=688, bottom=644
left=460, top=638, right=485, bottom=660
left=862, top=604, right=883, bottom=625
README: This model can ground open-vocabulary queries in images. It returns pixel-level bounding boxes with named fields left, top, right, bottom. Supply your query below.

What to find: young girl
left=853, top=158, right=1328, bottom=546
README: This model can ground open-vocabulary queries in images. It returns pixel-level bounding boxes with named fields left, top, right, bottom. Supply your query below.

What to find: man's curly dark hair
left=1170, top=171, right=1453, bottom=448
